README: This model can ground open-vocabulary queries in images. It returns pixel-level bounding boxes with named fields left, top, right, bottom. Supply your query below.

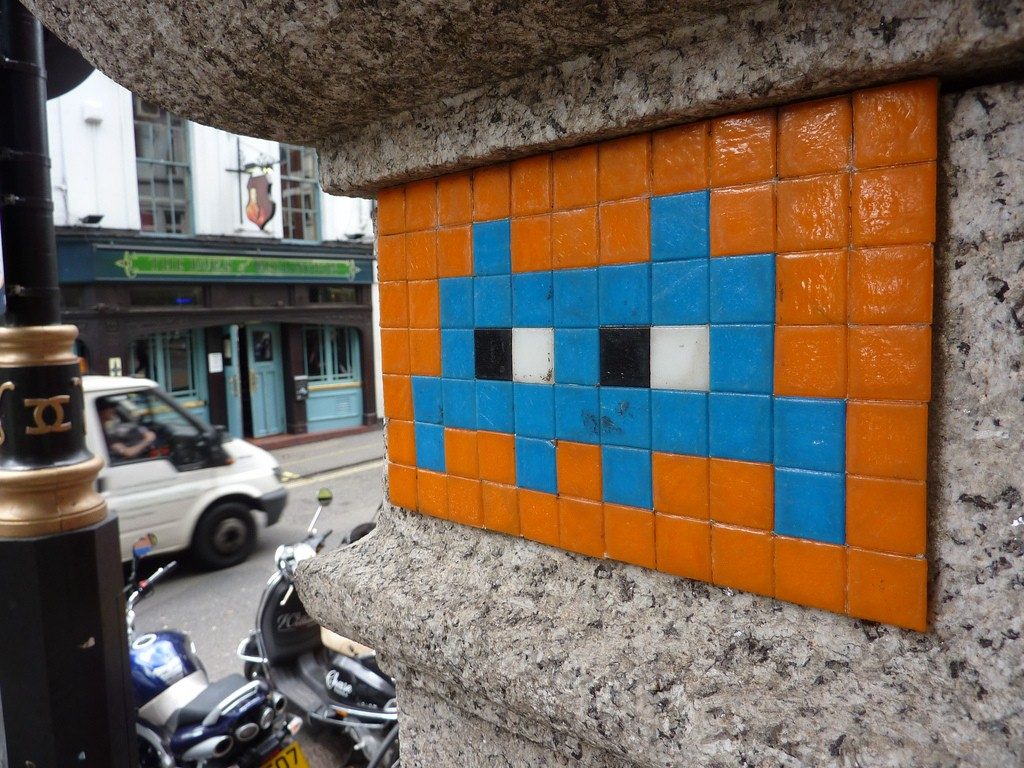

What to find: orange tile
left=437, top=226, right=473, bottom=278
left=416, top=469, right=448, bottom=519
left=774, top=325, right=847, bottom=398
left=848, top=325, right=931, bottom=401
left=848, top=548, right=928, bottom=631
left=477, top=430, right=516, bottom=485
left=775, top=251, right=846, bottom=325
left=849, top=244, right=933, bottom=325
left=710, top=110, right=776, bottom=186
left=380, top=328, right=410, bottom=375
left=846, top=400, right=928, bottom=481
left=711, top=524, right=773, bottom=596
left=604, top=504, right=656, bottom=568
left=481, top=482, right=519, bottom=536
left=852, top=163, right=937, bottom=247
left=404, top=179, right=437, bottom=231
left=847, top=475, right=927, bottom=556
left=444, top=427, right=479, bottom=479
left=710, top=183, right=775, bottom=257
left=776, top=174, right=850, bottom=253
left=599, top=199, right=650, bottom=265
left=511, top=154, right=552, bottom=216
left=519, top=489, right=559, bottom=547
left=388, top=462, right=418, bottom=510
left=774, top=537, right=846, bottom=613
left=553, top=145, right=598, bottom=210
left=598, top=135, right=650, bottom=201
left=853, top=79, right=939, bottom=169
left=511, top=214, right=552, bottom=273
left=473, top=163, right=510, bottom=221
left=552, top=207, right=599, bottom=269
left=377, top=186, right=406, bottom=235
left=382, top=375, right=413, bottom=420
left=407, top=329, right=441, bottom=376
left=556, top=441, right=602, bottom=501
left=559, top=497, right=604, bottom=558
left=652, top=122, right=709, bottom=196
left=709, top=459, right=774, bottom=530
left=407, top=280, right=440, bottom=328
left=378, top=281, right=409, bottom=329
left=405, top=230, right=437, bottom=280
left=386, top=419, right=417, bottom=467
left=447, top=476, right=483, bottom=527
left=654, top=514, right=711, bottom=581
left=778, top=96, right=852, bottom=177
left=438, top=172, right=472, bottom=226
left=377, top=234, right=406, bottom=282
left=652, top=453, right=709, bottom=518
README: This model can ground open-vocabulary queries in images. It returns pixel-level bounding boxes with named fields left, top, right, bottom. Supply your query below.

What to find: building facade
left=46, top=71, right=378, bottom=438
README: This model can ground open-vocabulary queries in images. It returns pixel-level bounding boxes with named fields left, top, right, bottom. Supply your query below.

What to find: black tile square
left=600, top=327, right=650, bottom=388
left=475, top=328, right=513, bottom=380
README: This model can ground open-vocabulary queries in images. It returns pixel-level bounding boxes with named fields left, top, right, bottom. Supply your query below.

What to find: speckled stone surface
left=297, top=82, right=1024, bottom=766
left=26, top=0, right=1024, bottom=195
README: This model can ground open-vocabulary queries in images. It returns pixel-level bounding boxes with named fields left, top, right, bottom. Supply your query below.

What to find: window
left=130, top=330, right=206, bottom=399
left=128, top=285, right=204, bottom=307
left=134, top=98, right=192, bottom=234
left=303, top=326, right=359, bottom=383
left=97, top=390, right=204, bottom=468
left=308, top=285, right=358, bottom=304
left=280, top=144, right=320, bottom=240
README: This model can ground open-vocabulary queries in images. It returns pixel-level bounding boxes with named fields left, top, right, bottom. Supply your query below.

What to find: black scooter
left=237, top=489, right=399, bottom=768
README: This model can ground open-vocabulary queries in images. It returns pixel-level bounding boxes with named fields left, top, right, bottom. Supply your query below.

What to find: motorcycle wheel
left=191, top=501, right=256, bottom=569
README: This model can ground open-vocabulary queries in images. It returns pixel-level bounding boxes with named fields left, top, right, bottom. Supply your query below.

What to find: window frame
left=302, top=326, right=360, bottom=385
left=279, top=144, right=322, bottom=242
left=133, top=97, right=194, bottom=235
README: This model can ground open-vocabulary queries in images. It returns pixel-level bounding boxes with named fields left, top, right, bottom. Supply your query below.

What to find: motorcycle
left=126, top=534, right=307, bottom=767
left=237, top=489, right=399, bottom=768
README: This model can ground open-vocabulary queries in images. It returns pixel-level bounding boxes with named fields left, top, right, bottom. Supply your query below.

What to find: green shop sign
left=95, top=249, right=372, bottom=284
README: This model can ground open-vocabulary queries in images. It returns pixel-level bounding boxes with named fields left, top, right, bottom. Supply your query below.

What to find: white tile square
left=512, top=327, right=554, bottom=383
left=650, top=325, right=709, bottom=391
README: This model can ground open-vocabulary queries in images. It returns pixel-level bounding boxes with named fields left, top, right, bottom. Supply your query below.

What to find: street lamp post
left=0, top=1, right=135, bottom=765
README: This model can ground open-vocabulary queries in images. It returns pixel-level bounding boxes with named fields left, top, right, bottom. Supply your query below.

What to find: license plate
left=260, top=741, right=309, bottom=768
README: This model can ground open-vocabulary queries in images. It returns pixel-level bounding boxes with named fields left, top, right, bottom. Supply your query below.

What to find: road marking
left=284, top=459, right=383, bottom=487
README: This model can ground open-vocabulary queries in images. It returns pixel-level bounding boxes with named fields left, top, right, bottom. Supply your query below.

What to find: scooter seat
left=175, top=673, right=252, bottom=727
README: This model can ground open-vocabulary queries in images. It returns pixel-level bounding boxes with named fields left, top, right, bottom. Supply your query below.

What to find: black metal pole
left=0, top=2, right=135, bottom=766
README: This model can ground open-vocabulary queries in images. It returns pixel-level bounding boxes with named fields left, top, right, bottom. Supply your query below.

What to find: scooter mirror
left=317, top=488, right=333, bottom=505
left=132, top=533, right=157, bottom=559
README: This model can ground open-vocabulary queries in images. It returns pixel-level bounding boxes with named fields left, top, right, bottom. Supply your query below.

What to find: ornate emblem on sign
left=24, top=395, right=72, bottom=436
left=245, top=173, right=276, bottom=230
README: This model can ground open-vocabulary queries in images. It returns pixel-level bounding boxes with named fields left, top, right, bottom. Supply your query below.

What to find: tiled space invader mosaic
left=379, top=79, right=937, bottom=631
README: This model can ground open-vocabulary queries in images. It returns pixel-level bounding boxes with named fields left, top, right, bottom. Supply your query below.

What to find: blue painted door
left=246, top=324, right=285, bottom=437
left=223, top=325, right=244, bottom=438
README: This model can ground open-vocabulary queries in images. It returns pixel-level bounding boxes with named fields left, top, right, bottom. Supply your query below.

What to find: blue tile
left=554, top=385, right=601, bottom=444
left=476, top=380, right=514, bottom=433
left=708, top=393, right=772, bottom=462
left=515, top=436, right=557, bottom=493
left=709, top=324, right=774, bottom=394
left=774, top=397, right=846, bottom=473
left=710, top=253, right=775, bottom=324
left=600, top=387, right=651, bottom=448
left=439, top=277, right=474, bottom=329
left=414, top=422, right=445, bottom=472
left=553, top=268, right=599, bottom=328
left=514, top=382, right=555, bottom=439
left=512, top=271, right=554, bottom=327
left=774, top=468, right=845, bottom=544
left=411, top=376, right=443, bottom=424
left=472, top=220, right=511, bottom=275
left=442, top=378, right=476, bottom=429
left=599, top=263, right=651, bottom=326
left=441, top=330, right=475, bottom=379
left=474, top=275, right=512, bottom=328
left=651, top=390, right=708, bottom=455
left=554, top=328, right=599, bottom=385
left=651, top=258, right=709, bottom=325
left=651, top=191, right=710, bottom=261
left=601, top=446, right=653, bottom=508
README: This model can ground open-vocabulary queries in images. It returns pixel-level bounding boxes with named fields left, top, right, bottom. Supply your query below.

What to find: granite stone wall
left=297, top=80, right=1024, bottom=766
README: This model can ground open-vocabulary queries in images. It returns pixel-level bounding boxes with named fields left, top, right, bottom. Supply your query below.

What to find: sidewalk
left=260, top=425, right=384, bottom=480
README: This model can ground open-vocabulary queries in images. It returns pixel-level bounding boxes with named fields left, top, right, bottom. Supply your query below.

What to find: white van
left=83, top=375, right=287, bottom=568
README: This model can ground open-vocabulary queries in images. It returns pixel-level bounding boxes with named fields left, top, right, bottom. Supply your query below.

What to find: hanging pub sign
left=245, top=173, right=276, bottom=230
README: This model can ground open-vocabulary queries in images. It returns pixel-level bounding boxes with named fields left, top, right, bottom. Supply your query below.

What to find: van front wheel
left=192, top=502, right=256, bottom=569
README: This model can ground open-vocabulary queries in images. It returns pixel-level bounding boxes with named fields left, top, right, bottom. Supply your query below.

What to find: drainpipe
left=0, top=1, right=135, bottom=765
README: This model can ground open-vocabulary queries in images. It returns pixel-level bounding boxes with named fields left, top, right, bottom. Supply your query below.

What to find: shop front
left=58, top=231, right=376, bottom=439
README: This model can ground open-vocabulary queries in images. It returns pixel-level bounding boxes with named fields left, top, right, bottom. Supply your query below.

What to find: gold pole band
left=0, top=455, right=107, bottom=537
left=0, top=325, right=80, bottom=367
